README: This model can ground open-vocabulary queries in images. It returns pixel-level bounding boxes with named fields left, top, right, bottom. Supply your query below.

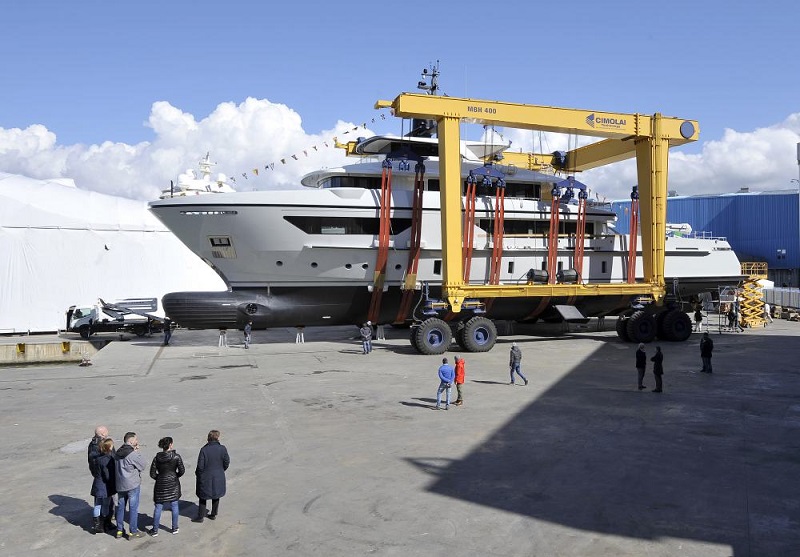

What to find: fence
left=764, top=288, right=800, bottom=310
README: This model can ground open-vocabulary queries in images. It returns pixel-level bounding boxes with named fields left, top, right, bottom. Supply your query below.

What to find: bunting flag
left=224, top=108, right=395, bottom=181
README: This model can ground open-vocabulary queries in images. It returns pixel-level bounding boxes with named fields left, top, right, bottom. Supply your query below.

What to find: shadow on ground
left=410, top=332, right=800, bottom=556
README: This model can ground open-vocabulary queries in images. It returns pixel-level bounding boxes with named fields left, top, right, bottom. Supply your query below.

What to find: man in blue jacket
left=436, top=357, right=455, bottom=410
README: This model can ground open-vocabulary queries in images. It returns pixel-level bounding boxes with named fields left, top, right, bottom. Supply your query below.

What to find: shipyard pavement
left=1, top=320, right=799, bottom=556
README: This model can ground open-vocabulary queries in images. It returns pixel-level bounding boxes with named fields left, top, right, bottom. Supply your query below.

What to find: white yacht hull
left=150, top=188, right=743, bottom=330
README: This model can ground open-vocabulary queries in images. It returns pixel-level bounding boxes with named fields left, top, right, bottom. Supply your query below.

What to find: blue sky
left=1, top=0, right=799, bottom=200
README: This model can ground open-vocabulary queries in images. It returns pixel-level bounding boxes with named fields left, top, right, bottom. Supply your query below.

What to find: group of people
left=87, top=427, right=230, bottom=539
left=634, top=332, right=715, bottom=392
left=434, top=343, right=529, bottom=410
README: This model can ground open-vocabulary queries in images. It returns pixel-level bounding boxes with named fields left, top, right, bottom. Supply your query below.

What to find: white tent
left=0, top=172, right=226, bottom=333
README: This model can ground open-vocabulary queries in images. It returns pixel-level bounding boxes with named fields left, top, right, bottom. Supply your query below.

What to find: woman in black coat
left=90, top=438, right=116, bottom=533
left=193, top=429, right=230, bottom=523
left=149, top=437, right=185, bottom=535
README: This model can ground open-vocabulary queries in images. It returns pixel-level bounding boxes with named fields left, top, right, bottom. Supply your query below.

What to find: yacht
left=149, top=136, right=743, bottom=348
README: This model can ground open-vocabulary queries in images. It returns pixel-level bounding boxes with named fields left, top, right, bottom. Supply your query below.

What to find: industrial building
left=609, top=189, right=800, bottom=288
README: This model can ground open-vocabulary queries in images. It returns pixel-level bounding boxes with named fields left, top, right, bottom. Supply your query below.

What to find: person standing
left=163, top=317, right=172, bottom=346
left=194, top=430, right=230, bottom=523
left=700, top=332, right=714, bottom=373
left=359, top=321, right=373, bottom=354
left=88, top=425, right=109, bottom=474
left=509, top=342, right=528, bottom=385
left=635, top=343, right=647, bottom=390
left=88, top=425, right=109, bottom=530
left=295, top=326, right=305, bottom=344
left=453, top=356, right=466, bottom=406
left=436, top=357, right=455, bottom=410
left=149, top=437, right=185, bottom=536
left=90, top=438, right=117, bottom=534
left=764, top=302, right=773, bottom=325
left=243, top=321, right=252, bottom=349
left=218, top=328, right=228, bottom=348
left=115, top=432, right=147, bottom=539
left=650, top=346, right=664, bottom=393
left=693, top=305, right=703, bottom=332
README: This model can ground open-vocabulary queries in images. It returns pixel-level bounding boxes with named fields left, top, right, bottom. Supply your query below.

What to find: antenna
left=417, top=60, right=440, bottom=95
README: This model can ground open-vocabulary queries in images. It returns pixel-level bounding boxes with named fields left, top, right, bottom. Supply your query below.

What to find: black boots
left=92, top=517, right=104, bottom=534
left=193, top=503, right=206, bottom=523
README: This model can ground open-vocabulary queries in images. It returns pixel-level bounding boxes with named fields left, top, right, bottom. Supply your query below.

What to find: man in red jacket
left=454, top=356, right=466, bottom=406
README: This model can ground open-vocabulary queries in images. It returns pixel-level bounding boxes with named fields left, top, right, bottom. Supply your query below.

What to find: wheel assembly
left=413, top=318, right=452, bottom=355
left=460, top=316, right=497, bottom=352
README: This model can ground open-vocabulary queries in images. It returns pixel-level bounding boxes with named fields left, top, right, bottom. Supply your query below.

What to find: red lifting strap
left=574, top=197, right=587, bottom=282
left=547, top=193, right=561, bottom=284
left=462, top=180, right=476, bottom=283
left=394, top=167, right=425, bottom=324
left=367, top=164, right=392, bottom=323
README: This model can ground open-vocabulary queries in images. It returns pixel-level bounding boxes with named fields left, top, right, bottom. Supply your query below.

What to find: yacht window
left=209, top=237, right=232, bottom=247
left=284, top=216, right=411, bottom=235
left=433, top=260, right=442, bottom=275
left=601, top=261, right=607, bottom=274
left=508, top=261, right=514, bottom=274
left=326, top=176, right=383, bottom=189
left=479, top=219, right=595, bottom=237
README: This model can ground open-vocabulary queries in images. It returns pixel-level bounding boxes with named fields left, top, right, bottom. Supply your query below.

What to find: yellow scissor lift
left=372, top=93, right=700, bottom=354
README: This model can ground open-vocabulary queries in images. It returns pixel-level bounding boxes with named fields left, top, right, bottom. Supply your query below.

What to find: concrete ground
left=1, top=318, right=799, bottom=556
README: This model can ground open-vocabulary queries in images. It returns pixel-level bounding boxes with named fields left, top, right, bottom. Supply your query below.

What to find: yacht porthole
left=345, top=264, right=352, bottom=269
left=395, top=264, right=402, bottom=270
left=311, top=262, right=318, bottom=268
left=362, top=263, right=369, bottom=269
left=276, top=261, right=283, bottom=266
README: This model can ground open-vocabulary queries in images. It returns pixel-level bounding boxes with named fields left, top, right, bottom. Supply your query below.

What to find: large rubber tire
left=409, top=326, right=421, bottom=352
left=133, top=324, right=148, bottom=337
left=655, top=310, right=670, bottom=340
left=662, top=310, right=693, bottom=342
left=454, top=324, right=468, bottom=351
left=461, top=316, right=497, bottom=353
left=413, top=318, right=452, bottom=355
left=626, top=311, right=657, bottom=343
left=79, top=325, right=91, bottom=340
left=615, top=311, right=632, bottom=342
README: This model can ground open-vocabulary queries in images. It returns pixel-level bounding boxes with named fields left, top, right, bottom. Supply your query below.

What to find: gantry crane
left=370, top=93, right=699, bottom=353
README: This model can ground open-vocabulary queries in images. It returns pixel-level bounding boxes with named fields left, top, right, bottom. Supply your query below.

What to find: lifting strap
left=462, top=176, right=477, bottom=283
left=367, top=160, right=393, bottom=323
left=626, top=186, right=639, bottom=283
left=489, top=186, right=505, bottom=284
left=574, top=188, right=588, bottom=282
left=547, top=185, right=561, bottom=284
left=394, top=163, right=426, bottom=323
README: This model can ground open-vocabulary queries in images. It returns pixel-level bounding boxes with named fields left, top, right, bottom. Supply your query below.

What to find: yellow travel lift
left=370, top=92, right=700, bottom=354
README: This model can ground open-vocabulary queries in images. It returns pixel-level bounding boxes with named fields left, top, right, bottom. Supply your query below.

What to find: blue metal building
left=608, top=189, right=800, bottom=287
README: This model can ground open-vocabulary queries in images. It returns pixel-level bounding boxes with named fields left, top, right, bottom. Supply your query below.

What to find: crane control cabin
left=369, top=93, right=699, bottom=354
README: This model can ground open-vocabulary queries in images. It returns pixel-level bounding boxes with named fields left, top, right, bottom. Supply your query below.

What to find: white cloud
left=1, top=100, right=799, bottom=202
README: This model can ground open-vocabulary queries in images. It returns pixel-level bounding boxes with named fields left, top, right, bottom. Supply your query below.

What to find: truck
left=66, top=298, right=163, bottom=339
